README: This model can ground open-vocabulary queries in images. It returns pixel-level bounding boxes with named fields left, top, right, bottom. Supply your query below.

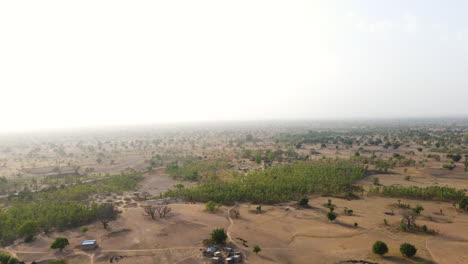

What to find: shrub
left=460, top=197, right=468, bottom=210
left=50, top=237, right=70, bottom=252
left=372, top=241, right=388, bottom=255
left=253, top=245, right=261, bottom=254
left=400, top=243, right=417, bottom=257
left=412, top=205, right=424, bottom=215
left=344, top=208, right=353, bottom=215
left=327, top=211, right=337, bottom=222
left=298, top=198, right=309, bottom=208
left=373, top=177, right=380, bottom=185
left=210, top=228, right=227, bottom=244
left=205, top=201, right=220, bottom=212
left=447, top=154, right=462, bottom=162
left=256, top=205, right=262, bottom=214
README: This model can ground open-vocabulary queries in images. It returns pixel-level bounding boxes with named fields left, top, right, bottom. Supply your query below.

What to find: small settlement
left=202, top=246, right=243, bottom=263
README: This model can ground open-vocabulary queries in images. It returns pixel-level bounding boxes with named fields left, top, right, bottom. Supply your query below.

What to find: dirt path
left=174, top=252, right=199, bottom=264
left=227, top=206, right=249, bottom=263
left=100, top=246, right=200, bottom=253
left=6, top=246, right=200, bottom=264
left=289, top=230, right=369, bottom=243
left=425, top=238, right=440, bottom=264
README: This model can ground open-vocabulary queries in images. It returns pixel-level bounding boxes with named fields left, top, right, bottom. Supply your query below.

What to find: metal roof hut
left=80, top=240, right=97, bottom=250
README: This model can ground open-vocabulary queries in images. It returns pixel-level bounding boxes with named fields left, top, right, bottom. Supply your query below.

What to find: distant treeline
left=0, top=173, right=142, bottom=246
left=368, top=185, right=465, bottom=202
left=165, top=159, right=367, bottom=204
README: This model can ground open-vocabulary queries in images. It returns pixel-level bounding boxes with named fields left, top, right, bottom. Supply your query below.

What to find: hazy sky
left=1, top=1, right=467, bottom=132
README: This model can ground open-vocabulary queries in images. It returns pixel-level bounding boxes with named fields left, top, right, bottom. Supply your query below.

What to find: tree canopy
left=50, top=237, right=70, bottom=251
left=166, top=160, right=367, bottom=204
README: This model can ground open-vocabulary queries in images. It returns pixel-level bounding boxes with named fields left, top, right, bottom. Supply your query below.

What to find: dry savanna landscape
left=0, top=120, right=468, bottom=264
left=2, top=0, right=468, bottom=263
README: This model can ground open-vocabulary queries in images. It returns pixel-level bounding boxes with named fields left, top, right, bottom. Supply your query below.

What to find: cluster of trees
left=240, top=148, right=306, bottom=165
left=368, top=185, right=465, bottom=202
left=165, top=160, right=232, bottom=181
left=0, top=173, right=141, bottom=245
left=145, top=154, right=164, bottom=169
left=9, top=173, right=141, bottom=203
left=143, top=204, right=172, bottom=220
left=355, top=153, right=417, bottom=172
left=166, top=160, right=367, bottom=204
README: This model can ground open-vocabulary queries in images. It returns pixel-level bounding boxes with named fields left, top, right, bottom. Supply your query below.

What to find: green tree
left=372, top=241, right=388, bottom=256
left=412, top=205, right=424, bottom=215
left=400, top=243, right=417, bottom=257
left=17, top=220, right=38, bottom=242
left=253, top=245, right=262, bottom=254
left=205, top=201, right=220, bottom=212
left=327, top=211, right=337, bottom=222
left=210, top=228, right=227, bottom=244
left=460, top=197, right=468, bottom=210
left=447, top=154, right=462, bottom=162
left=96, top=203, right=116, bottom=229
left=50, top=237, right=70, bottom=252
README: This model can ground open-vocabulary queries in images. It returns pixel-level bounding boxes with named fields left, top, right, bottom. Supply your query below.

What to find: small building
left=223, top=247, right=233, bottom=252
left=207, top=246, right=217, bottom=252
left=233, top=254, right=242, bottom=263
left=211, top=257, right=221, bottom=264
left=80, top=240, right=97, bottom=250
left=202, top=246, right=217, bottom=257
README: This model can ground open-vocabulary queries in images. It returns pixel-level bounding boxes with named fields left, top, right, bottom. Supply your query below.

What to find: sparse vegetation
left=368, top=186, right=465, bottom=202
left=205, top=201, right=221, bottom=212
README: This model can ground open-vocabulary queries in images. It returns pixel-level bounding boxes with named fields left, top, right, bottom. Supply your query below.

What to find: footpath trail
left=6, top=246, right=201, bottom=264
left=227, top=206, right=249, bottom=263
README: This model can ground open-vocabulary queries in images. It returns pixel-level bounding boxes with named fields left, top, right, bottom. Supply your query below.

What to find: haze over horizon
left=1, top=0, right=468, bottom=132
